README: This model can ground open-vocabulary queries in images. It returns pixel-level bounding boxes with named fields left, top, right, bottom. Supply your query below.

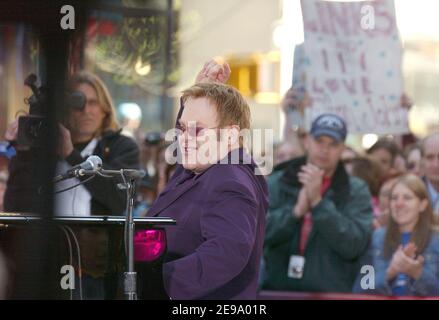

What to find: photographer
left=3, top=71, right=140, bottom=299
left=4, top=71, right=140, bottom=216
left=54, top=71, right=139, bottom=216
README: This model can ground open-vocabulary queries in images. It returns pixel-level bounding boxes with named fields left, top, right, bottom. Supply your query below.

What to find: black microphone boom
left=53, top=155, right=103, bottom=183
left=100, top=169, right=146, bottom=180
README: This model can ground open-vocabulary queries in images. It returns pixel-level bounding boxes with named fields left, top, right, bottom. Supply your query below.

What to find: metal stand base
left=124, top=271, right=137, bottom=300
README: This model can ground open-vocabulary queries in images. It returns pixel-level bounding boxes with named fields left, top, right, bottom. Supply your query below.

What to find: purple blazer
left=147, top=148, right=268, bottom=299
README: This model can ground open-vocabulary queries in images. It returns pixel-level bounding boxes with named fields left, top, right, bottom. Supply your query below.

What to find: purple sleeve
left=163, top=180, right=258, bottom=299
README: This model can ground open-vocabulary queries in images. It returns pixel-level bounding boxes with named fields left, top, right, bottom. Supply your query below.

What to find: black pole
left=160, top=0, right=174, bottom=130
left=0, top=0, right=90, bottom=299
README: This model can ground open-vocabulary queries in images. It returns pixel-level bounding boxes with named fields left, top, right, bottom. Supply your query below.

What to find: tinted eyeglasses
left=175, top=123, right=219, bottom=137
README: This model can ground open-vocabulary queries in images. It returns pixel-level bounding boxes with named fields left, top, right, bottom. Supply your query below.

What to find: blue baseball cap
left=310, top=114, right=347, bottom=143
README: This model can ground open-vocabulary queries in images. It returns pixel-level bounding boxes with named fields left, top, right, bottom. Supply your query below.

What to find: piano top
left=0, top=212, right=176, bottom=226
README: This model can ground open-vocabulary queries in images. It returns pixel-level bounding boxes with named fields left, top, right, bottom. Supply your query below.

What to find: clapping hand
left=297, top=163, right=324, bottom=208
left=387, top=243, right=424, bottom=281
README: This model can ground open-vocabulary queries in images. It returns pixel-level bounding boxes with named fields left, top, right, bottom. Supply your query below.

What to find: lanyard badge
left=287, top=255, right=305, bottom=279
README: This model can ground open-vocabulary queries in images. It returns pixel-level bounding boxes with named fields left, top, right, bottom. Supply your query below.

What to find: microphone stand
left=54, top=166, right=144, bottom=300
left=124, top=172, right=137, bottom=301
left=100, top=169, right=145, bottom=300
left=52, top=168, right=94, bottom=183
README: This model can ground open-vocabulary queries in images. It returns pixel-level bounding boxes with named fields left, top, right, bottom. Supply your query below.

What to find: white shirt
left=54, top=138, right=98, bottom=216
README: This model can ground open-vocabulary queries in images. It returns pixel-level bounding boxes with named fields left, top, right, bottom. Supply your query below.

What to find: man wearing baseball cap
left=262, top=113, right=373, bottom=293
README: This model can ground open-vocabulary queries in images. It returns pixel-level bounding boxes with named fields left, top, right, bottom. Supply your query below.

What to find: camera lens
left=66, top=91, right=86, bottom=110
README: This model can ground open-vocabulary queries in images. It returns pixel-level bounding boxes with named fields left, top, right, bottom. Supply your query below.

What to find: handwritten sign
left=300, top=0, right=408, bottom=134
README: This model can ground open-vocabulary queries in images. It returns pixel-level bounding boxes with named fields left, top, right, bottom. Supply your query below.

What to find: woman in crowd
left=392, top=151, right=408, bottom=176
left=353, top=174, right=439, bottom=296
left=349, top=156, right=383, bottom=228
left=367, top=138, right=400, bottom=180
left=376, top=176, right=400, bottom=228
left=341, top=146, right=359, bottom=174
left=405, top=143, right=423, bottom=177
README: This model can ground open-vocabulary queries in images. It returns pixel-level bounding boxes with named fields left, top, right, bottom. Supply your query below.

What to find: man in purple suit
left=147, top=60, right=268, bottom=299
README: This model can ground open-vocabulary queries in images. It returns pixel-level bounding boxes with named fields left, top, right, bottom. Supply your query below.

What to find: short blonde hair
left=181, top=83, right=251, bottom=131
left=68, top=71, right=119, bottom=135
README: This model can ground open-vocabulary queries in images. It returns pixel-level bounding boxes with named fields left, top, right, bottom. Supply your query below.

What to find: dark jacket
left=4, top=130, right=139, bottom=215
left=262, top=156, right=373, bottom=292
left=64, top=130, right=140, bottom=215
left=147, top=148, right=269, bottom=300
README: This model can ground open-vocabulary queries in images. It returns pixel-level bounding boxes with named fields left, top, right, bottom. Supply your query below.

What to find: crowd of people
left=261, top=85, right=439, bottom=297
left=0, top=59, right=439, bottom=299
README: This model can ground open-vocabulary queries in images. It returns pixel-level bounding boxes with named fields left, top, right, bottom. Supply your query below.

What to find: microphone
left=54, top=155, right=103, bottom=183
left=71, top=155, right=102, bottom=172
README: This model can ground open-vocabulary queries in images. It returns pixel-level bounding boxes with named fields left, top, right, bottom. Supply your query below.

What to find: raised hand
left=400, top=93, right=413, bottom=110
left=297, top=163, right=324, bottom=208
left=58, top=124, right=74, bottom=159
left=195, top=59, right=231, bottom=84
left=5, top=119, right=19, bottom=141
left=293, top=187, right=310, bottom=218
left=403, top=242, right=417, bottom=259
left=387, top=244, right=424, bottom=281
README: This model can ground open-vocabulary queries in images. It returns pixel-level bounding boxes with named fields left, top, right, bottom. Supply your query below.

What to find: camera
left=144, top=132, right=164, bottom=146
left=17, top=74, right=86, bottom=148
left=17, top=74, right=47, bottom=148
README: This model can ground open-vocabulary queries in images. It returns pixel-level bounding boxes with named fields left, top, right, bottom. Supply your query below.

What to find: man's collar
left=426, top=178, right=439, bottom=203
left=101, top=129, right=122, bottom=139
left=214, top=147, right=252, bottom=165
left=184, top=147, right=254, bottom=177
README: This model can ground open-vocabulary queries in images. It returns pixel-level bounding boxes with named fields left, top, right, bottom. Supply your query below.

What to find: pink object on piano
left=134, top=229, right=166, bottom=262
